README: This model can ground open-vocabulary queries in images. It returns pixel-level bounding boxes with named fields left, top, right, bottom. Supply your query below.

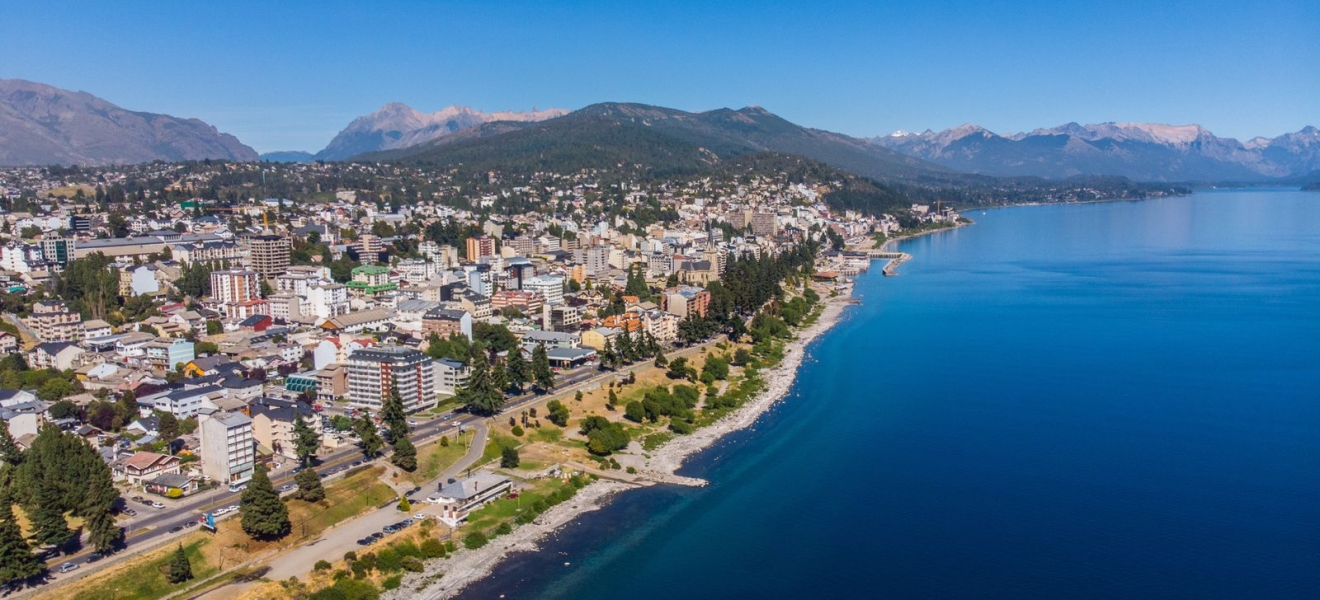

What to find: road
left=39, top=341, right=718, bottom=592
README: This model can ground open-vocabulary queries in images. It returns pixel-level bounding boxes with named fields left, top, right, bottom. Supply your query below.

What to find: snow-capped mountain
left=315, top=102, right=569, bottom=160
left=873, top=122, right=1320, bottom=182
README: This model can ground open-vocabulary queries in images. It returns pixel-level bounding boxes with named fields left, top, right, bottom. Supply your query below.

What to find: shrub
left=420, top=538, right=446, bottom=558
left=445, top=540, right=457, bottom=553
left=382, top=574, right=403, bottom=590
left=626, top=466, right=637, bottom=474
left=343, top=551, right=357, bottom=562
left=401, top=557, right=424, bottom=572
left=545, top=400, right=570, bottom=427
left=670, top=418, right=694, bottom=435
left=511, top=425, right=524, bottom=437
left=500, top=446, right=520, bottom=468
left=376, top=548, right=402, bottom=572
left=624, top=401, right=645, bottom=423
left=440, top=435, right=449, bottom=447
left=314, top=559, right=332, bottom=572
left=494, top=522, right=512, bottom=536
left=166, top=488, right=183, bottom=499
left=464, top=531, right=489, bottom=550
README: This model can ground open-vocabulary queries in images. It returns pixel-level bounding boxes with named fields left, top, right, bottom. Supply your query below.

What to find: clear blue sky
left=3, top=0, right=1315, bottom=153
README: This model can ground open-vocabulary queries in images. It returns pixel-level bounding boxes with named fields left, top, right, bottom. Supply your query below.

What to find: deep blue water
left=458, top=190, right=1320, bottom=600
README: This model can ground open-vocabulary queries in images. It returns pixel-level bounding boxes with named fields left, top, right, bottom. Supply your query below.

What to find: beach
left=390, top=290, right=854, bottom=600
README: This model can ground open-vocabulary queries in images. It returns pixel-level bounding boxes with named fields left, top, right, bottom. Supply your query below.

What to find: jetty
left=880, top=252, right=912, bottom=276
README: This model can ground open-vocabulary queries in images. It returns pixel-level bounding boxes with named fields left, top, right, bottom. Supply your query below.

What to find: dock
left=881, top=253, right=912, bottom=276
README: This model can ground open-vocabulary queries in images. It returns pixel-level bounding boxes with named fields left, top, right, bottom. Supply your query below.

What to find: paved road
left=36, top=342, right=719, bottom=593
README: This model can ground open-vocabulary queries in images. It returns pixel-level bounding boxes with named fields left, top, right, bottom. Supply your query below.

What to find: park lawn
left=287, top=467, right=395, bottom=539
left=462, top=477, right=571, bottom=533
left=481, top=432, right=522, bottom=464
left=67, top=537, right=219, bottom=600
left=528, top=425, right=562, bottom=444
left=410, top=439, right=468, bottom=484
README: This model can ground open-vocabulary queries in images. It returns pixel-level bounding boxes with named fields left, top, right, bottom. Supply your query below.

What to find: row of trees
left=458, top=343, right=556, bottom=416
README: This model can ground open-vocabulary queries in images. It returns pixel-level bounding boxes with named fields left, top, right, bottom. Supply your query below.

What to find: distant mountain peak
left=0, top=78, right=257, bottom=166
left=315, top=101, right=568, bottom=160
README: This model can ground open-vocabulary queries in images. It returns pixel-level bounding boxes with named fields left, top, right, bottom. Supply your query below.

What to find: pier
left=881, top=252, right=912, bottom=276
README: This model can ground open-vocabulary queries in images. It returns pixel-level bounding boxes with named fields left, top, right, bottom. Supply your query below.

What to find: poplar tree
left=292, top=415, right=320, bottom=466
left=83, top=466, right=121, bottom=553
left=532, top=344, right=555, bottom=392
left=239, top=467, right=290, bottom=541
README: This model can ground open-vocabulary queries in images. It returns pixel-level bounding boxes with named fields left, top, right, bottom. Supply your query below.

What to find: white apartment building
left=199, top=411, right=255, bottom=486
left=209, top=268, right=260, bottom=304
left=523, top=274, right=565, bottom=306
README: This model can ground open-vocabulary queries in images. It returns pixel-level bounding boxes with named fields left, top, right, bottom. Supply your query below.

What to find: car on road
left=278, top=484, right=294, bottom=492
left=407, top=419, right=417, bottom=426
left=86, top=552, right=104, bottom=563
left=413, top=513, right=431, bottom=520
left=130, top=495, right=144, bottom=502
left=168, top=525, right=184, bottom=533
left=356, top=537, right=373, bottom=546
left=228, top=483, right=247, bottom=493
left=184, top=521, right=198, bottom=528
left=121, top=508, right=137, bottom=516
left=350, top=461, right=362, bottom=467
left=58, top=562, right=79, bottom=573
left=369, top=532, right=384, bottom=541
left=150, top=501, right=165, bottom=509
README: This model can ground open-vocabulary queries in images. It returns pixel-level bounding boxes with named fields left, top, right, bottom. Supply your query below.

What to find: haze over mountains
left=873, top=122, right=1320, bottom=182
left=0, top=79, right=257, bottom=166
left=1, top=78, right=1316, bottom=185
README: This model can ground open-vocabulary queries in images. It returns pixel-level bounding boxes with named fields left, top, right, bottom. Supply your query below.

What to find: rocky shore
left=392, top=292, right=853, bottom=600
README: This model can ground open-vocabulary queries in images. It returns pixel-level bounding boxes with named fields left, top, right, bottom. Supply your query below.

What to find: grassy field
left=409, top=439, right=468, bottom=485
left=463, top=477, right=571, bottom=533
left=65, top=538, right=219, bottom=600
left=481, top=432, right=522, bottom=464
left=287, top=467, right=395, bottom=540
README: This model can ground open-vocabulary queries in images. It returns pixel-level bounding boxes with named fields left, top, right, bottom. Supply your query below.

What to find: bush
left=624, top=401, right=645, bottom=423
left=420, top=538, right=446, bottom=558
left=445, top=540, right=457, bottom=553
left=440, top=435, right=449, bottom=447
left=464, top=531, right=489, bottom=550
left=166, top=488, right=183, bottom=499
left=343, top=551, right=357, bottom=562
left=397, top=497, right=411, bottom=512
left=382, top=574, right=403, bottom=590
left=494, top=522, right=512, bottom=536
left=400, top=557, right=424, bottom=572
left=511, top=425, right=524, bottom=437
left=314, top=559, right=333, bottom=572
left=309, top=577, right=380, bottom=600
left=376, top=548, right=402, bottom=572
left=501, top=446, right=520, bottom=468
left=625, top=466, right=637, bottom=474
left=670, top=418, right=694, bottom=435
left=545, top=400, right=570, bottom=427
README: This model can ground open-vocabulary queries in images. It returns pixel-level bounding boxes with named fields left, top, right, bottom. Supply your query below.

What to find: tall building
left=465, top=236, right=496, bottom=261
left=248, top=234, right=291, bottom=280
left=346, top=346, right=436, bottom=412
left=209, top=268, right=261, bottom=304
left=199, top=411, right=255, bottom=486
left=523, top=274, right=566, bottom=306
left=27, top=300, right=84, bottom=342
left=750, top=212, right=779, bottom=238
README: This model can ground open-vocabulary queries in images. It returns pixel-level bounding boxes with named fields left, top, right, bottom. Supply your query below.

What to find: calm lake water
left=457, top=189, right=1320, bottom=600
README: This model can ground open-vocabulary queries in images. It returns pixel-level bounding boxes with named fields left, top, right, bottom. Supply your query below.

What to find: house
left=0, top=401, right=45, bottom=438
left=520, top=330, right=580, bottom=350
left=82, top=319, right=113, bottom=339
left=28, top=341, right=85, bottom=370
left=432, top=471, right=513, bottom=526
left=319, top=308, right=392, bottom=334
left=0, top=331, right=18, bottom=355
left=114, top=451, right=182, bottom=486
left=145, top=473, right=200, bottom=498
left=433, top=358, right=470, bottom=396
left=183, top=356, right=243, bottom=378
left=581, top=327, right=622, bottom=351
left=126, top=415, right=160, bottom=436
left=238, top=314, right=273, bottom=333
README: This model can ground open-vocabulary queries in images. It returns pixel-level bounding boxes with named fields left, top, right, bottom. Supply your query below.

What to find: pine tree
left=0, top=498, right=42, bottom=587
left=82, top=466, right=121, bottom=553
left=28, top=480, right=70, bottom=549
left=600, top=337, right=618, bottom=370
left=381, top=387, right=409, bottom=441
left=293, top=467, right=325, bottom=503
left=391, top=436, right=417, bottom=472
left=505, top=349, right=529, bottom=393
left=239, top=467, right=290, bottom=541
left=353, top=414, right=384, bottom=458
left=292, top=415, right=320, bottom=466
left=532, top=344, right=555, bottom=392
left=0, top=421, right=22, bottom=468
left=458, top=350, right=504, bottom=416
left=490, top=359, right=508, bottom=393
left=167, top=544, right=192, bottom=584
left=617, top=329, right=634, bottom=364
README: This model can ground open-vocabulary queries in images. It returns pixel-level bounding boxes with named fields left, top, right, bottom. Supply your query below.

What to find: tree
left=381, top=387, right=409, bottom=441
left=83, top=465, right=121, bottom=553
left=531, top=344, right=554, bottom=392
left=545, top=400, right=570, bottom=427
left=457, top=350, right=503, bottom=416
left=167, top=544, right=193, bottom=584
left=500, top=446, right=520, bottom=468
left=667, top=357, right=695, bottom=380
left=654, top=350, right=668, bottom=368
left=505, top=348, right=529, bottom=392
left=293, top=467, right=325, bottom=503
left=205, top=320, right=223, bottom=335
left=28, top=480, right=71, bottom=548
left=240, top=466, right=290, bottom=540
left=391, top=436, right=417, bottom=472
left=0, top=499, right=42, bottom=587
left=353, top=414, right=384, bottom=458
left=157, top=411, right=180, bottom=445
left=47, top=400, right=79, bottom=420
left=624, top=401, right=646, bottom=423
left=292, top=416, right=320, bottom=466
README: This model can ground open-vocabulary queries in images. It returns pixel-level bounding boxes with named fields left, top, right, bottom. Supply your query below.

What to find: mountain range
left=360, top=102, right=944, bottom=181
left=0, top=79, right=257, bottom=166
left=306, top=102, right=570, bottom=161
left=872, top=122, right=1320, bottom=182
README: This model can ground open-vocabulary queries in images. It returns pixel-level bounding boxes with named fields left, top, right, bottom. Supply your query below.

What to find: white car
left=412, top=512, right=432, bottom=520
left=58, top=562, right=79, bottom=573
left=425, top=495, right=443, bottom=504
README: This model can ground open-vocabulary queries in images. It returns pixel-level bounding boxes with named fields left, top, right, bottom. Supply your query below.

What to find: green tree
left=500, top=446, right=520, bottom=468
left=292, top=415, right=320, bottom=466
left=381, top=387, right=409, bottom=441
left=293, top=467, right=325, bottom=503
left=28, top=480, right=71, bottom=548
left=239, top=466, right=290, bottom=541
left=545, top=400, right=570, bottom=427
left=531, top=344, right=555, bottom=392
left=391, top=436, right=417, bottom=472
left=353, top=414, right=384, bottom=458
left=624, top=401, right=646, bottom=423
left=157, top=411, right=180, bottom=444
left=457, top=350, right=504, bottom=416
left=167, top=544, right=193, bottom=584
left=205, top=320, right=223, bottom=335
left=505, top=348, right=529, bottom=392
left=83, top=465, right=121, bottom=553
left=0, top=499, right=42, bottom=587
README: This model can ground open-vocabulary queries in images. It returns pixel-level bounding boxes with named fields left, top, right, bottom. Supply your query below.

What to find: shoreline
left=391, top=291, right=855, bottom=600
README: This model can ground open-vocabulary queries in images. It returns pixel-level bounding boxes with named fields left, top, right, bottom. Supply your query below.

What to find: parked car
left=58, top=562, right=79, bottom=573
left=413, top=513, right=431, bottom=520
left=149, top=501, right=165, bottom=509
left=356, top=537, right=373, bottom=546
left=168, top=525, right=184, bottom=533
left=369, top=532, right=384, bottom=540
left=382, top=525, right=398, bottom=534
left=86, top=552, right=104, bottom=563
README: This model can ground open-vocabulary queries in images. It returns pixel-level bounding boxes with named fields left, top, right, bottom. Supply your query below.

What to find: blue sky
left=3, top=1, right=1316, bottom=153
